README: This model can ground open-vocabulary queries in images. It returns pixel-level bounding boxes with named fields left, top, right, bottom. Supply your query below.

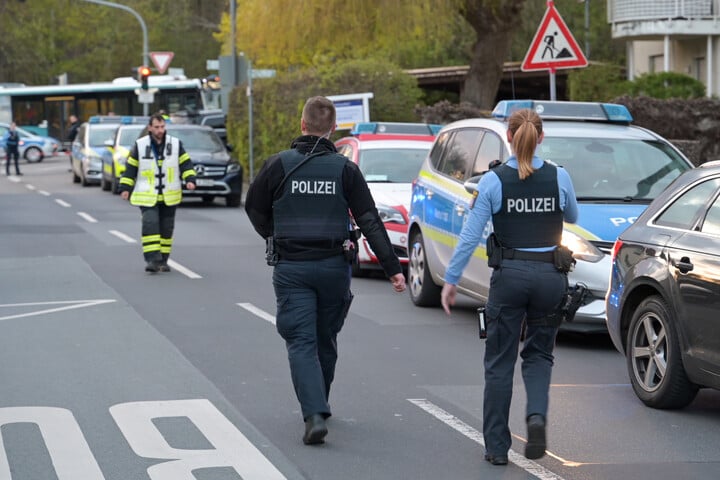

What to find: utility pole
left=81, top=0, right=150, bottom=114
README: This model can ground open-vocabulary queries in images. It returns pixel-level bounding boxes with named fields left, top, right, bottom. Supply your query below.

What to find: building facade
left=609, top=0, right=720, bottom=96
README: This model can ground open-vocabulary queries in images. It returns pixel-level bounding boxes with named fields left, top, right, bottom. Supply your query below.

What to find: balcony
left=609, top=0, right=720, bottom=38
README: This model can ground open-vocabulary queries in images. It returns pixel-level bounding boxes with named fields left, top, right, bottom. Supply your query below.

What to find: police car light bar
left=350, top=122, right=443, bottom=136
left=491, top=100, right=633, bottom=124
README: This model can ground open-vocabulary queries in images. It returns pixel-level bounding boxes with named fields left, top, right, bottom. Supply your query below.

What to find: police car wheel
left=408, top=231, right=441, bottom=307
left=626, top=295, right=698, bottom=409
left=24, top=146, right=43, bottom=163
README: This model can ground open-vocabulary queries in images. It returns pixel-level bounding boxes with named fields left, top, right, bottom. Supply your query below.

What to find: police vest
left=130, top=135, right=182, bottom=207
left=492, top=162, right=563, bottom=248
left=273, top=149, right=349, bottom=260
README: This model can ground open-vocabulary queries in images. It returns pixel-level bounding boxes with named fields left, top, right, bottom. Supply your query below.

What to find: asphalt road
left=1, top=155, right=719, bottom=480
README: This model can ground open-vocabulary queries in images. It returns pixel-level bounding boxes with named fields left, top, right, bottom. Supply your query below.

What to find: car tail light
left=610, top=239, right=623, bottom=261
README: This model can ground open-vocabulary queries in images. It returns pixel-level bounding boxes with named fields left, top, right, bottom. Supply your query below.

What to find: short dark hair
left=302, top=96, right=336, bottom=136
left=149, top=113, right=165, bottom=125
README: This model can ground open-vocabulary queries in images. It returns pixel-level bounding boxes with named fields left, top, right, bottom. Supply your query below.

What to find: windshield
left=539, top=138, right=691, bottom=200
left=118, top=127, right=144, bottom=147
left=358, top=147, right=429, bottom=183
left=88, top=126, right=117, bottom=148
left=167, top=128, right=224, bottom=152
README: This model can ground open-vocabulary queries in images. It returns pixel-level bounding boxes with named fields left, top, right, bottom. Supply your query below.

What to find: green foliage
left=627, top=72, right=706, bottom=99
left=227, top=59, right=423, bottom=178
left=568, top=63, right=629, bottom=102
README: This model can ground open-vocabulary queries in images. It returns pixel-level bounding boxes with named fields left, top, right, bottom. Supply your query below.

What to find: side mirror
left=103, top=139, right=113, bottom=147
left=464, top=174, right=483, bottom=194
left=225, top=143, right=233, bottom=152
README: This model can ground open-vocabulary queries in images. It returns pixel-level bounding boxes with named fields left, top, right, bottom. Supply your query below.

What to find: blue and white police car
left=407, top=100, right=694, bottom=333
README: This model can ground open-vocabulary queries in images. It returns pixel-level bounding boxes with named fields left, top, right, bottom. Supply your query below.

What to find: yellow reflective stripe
left=142, top=244, right=161, bottom=253
left=120, top=177, right=135, bottom=186
left=127, top=157, right=139, bottom=167
left=181, top=169, right=196, bottom=180
left=160, top=238, right=173, bottom=246
left=162, top=190, right=181, bottom=205
left=160, top=246, right=172, bottom=254
left=142, top=235, right=161, bottom=243
left=179, top=153, right=191, bottom=163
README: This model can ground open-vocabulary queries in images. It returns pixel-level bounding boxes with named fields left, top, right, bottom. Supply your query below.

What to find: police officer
left=119, top=113, right=197, bottom=272
left=4, top=122, right=21, bottom=176
left=440, top=108, right=578, bottom=465
left=245, top=96, right=406, bottom=445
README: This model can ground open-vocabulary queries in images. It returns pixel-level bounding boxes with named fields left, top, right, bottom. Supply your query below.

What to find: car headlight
left=227, top=162, right=241, bottom=173
left=561, top=230, right=604, bottom=263
left=376, top=204, right=406, bottom=224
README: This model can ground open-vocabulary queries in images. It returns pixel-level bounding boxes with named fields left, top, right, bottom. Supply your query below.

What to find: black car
left=606, top=160, right=720, bottom=409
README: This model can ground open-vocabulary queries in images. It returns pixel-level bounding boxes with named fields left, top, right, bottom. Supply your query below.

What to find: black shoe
left=302, top=414, right=328, bottom=445
left=484, top=453, right=508, bottom=465
left=525, top=414, right=546, bottom=460
left=16, top=173, right=22, bottom=176
left=158, top=263, right=171, bottom=272
left=145, top=262, right=160, bottom=273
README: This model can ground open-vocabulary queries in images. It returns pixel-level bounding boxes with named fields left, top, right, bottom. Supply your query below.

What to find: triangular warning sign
left=149, top=51, right=174, bottom=74
left=521, top=3, right=587, bottom=72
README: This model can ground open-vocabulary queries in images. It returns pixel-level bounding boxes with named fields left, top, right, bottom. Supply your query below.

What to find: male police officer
left=119, top=113, right=197, bottom=272
left=245, top=96, right=406, bottom=445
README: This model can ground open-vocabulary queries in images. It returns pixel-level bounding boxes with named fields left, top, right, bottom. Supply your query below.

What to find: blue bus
left=0, top=75, right=221, bottom=142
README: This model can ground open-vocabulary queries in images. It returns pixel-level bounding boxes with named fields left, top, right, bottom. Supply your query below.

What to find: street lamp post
left=81, top=0, right=149, bottom=114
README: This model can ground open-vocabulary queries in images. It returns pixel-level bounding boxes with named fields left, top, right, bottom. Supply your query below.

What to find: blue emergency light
left=492, top=100, right=633, bottom=124
left=350, top=122, right=443, bottom=136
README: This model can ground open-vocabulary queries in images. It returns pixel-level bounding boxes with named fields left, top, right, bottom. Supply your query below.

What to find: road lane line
left=25, top=184, right=36, bottom=191
left=55, top=199, right=71, bottom=207
left=237, top=303, right=276, bottom=325
left=167, top=259, right=202, bottom=279
left=38, top=190, right=51, bottom=196
left=0, top=299, right=116, bottom=322
left=77, top=212, right=98, bottom=223
left=109, top=230, right=137, bottom=243
left=408, top=398, right=569, bottom=480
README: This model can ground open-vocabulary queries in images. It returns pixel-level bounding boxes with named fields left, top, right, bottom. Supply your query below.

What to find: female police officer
left=440, top=108, right=578, bottom=465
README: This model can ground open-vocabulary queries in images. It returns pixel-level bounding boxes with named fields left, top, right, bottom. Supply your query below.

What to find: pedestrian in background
left=119, top=113, right=196, bottom=273
left=440, top=108, right=578, bottom=466
left=3, top=122, right=22, bottom=176
left=245, top=96, right=406, bottom=445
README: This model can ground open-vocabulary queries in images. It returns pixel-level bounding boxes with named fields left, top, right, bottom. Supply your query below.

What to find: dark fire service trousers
left=482, top=258, right=566, bottom=457
left=140, top=204, right=176, bottom=264
left=273, top=254, right=353, bottom=421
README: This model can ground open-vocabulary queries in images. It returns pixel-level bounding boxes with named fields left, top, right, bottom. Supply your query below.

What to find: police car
left=407, top=100, right=694, bottom=333
left=71, top=116, right=124, bottom=186
left=99, top=117, right=148, bottom=194
left=335, top=122, right=440, bottom=275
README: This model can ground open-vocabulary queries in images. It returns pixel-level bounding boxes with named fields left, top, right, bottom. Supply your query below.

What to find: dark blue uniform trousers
left=482, top=258, right=566, bottom=457
left=273, top=255, right=352, bottom=421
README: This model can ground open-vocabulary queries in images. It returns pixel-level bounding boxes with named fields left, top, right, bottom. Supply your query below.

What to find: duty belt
left=502, top=249, right=554, bottom=263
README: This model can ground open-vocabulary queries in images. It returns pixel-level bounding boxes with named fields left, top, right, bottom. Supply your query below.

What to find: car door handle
left=673, top=256, right=694, bottom=274
left=455, top=205, right=465, bottom=215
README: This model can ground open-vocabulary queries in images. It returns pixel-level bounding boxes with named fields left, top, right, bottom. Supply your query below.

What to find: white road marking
left=7, top=176, right=21, bottom=183
left=77, top=212, right=98, bottom=223
left=109, top=230, right=137, bottom=243
left=0, top=299, right=116, bottom=322
left=408, top=398, right=568, bottom=480
left=25, top=184, right=36, bottom=191
left=167, top=259, right=202, bottom=279
left=38, top=190, right=51, bottom=196
left=237, top=303, right=276, bottom=325
left=55, top=199, right=71, bottom=207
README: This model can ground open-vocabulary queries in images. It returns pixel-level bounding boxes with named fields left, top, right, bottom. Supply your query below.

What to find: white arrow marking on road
left=409, top=398, right=571, bottom=479
left=55, top=199, right=71, bottom=208
left=237, top=303, right=276, bottom=325
left=0, top=299, right=116, bottom=322
left=77, top=212, right=98, bottom=223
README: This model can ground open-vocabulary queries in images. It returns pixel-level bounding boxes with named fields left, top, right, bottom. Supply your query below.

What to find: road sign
left=149, top=51, right=174, bottom=74
left=521, top=2, right=587, bottom=72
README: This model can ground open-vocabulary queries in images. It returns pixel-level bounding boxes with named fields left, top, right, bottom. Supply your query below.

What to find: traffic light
left=137, top=66, right=151, bottom=91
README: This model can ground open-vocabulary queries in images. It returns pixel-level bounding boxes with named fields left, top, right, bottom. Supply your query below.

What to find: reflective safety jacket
left=492, top=162, right=563, bottom=248
left=273, top=149, right=350, bottom=260
left=120, top=134, right=195, bottom=207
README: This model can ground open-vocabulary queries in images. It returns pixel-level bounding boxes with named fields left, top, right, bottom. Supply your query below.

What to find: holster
left=532, top=281, right=589, bottom=327
left=486, top=233, right=503, bottom=269
left=553, top=245, right=576, bottom=273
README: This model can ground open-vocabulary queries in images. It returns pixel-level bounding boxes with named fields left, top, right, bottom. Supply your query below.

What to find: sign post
left=521, top=1, right=587, bottom=100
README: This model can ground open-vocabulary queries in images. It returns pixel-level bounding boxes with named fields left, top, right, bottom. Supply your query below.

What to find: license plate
left=195, top=179, right=214, bottom=187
